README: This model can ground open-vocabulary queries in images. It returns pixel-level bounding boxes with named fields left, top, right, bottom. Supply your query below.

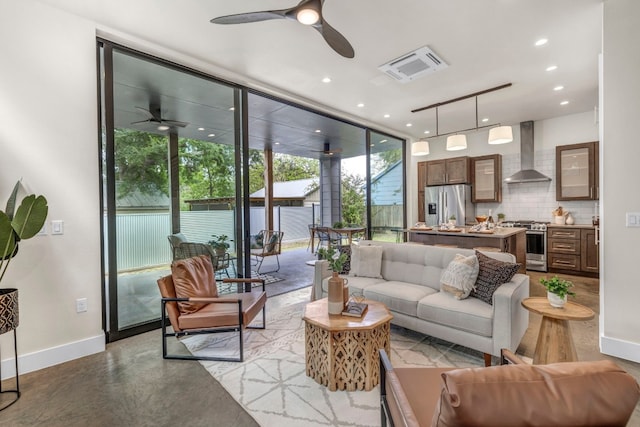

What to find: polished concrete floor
left=2, top=266, right=639, bottom=426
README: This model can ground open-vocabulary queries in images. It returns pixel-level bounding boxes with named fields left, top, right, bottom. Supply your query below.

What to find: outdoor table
left=330, top=227, right=365, bottom=245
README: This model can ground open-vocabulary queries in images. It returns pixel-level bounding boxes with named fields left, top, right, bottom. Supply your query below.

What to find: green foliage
left=540, top=275, right=576, bottom=298
left=449, top=214, right=456, bottom=220
left=341, top=173, right=365, bottom=226
left=332, top=221, right=344, bottom=229
left=317, top=246, right=347, bottom=273
left=0, top=181, right=48, bottom=283
left=208, top=234, right=231, bottom=251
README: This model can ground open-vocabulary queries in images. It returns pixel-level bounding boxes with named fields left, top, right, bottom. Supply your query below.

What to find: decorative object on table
left=539, top=275, right=575, bottom=308
left=318, top=246, right=349, bottom=314
left=0, top=180, right=48, bottom=411
left=475, top=214, right=487, bottom=224
left=342, top=300, right=368, bottom=317
left=208, top=234, right=230, bottom=256
left=448, top=214, right=456, bottom=226
left=565, top=213, right=575, bottom=225
left=497, top=213, right=506, bottom=224
left=552, top=206, right=568, bottom=225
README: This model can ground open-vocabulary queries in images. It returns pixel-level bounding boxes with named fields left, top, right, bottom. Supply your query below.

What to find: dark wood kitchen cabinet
left=556, top=141, right=599, bottom=201
left=425, top=156, right=469, bottom=186
left=417, top=161, right=428, bottom=222
left=547, top=226, right=599, bottom=276
left=471, top=154, right=502, bottom=202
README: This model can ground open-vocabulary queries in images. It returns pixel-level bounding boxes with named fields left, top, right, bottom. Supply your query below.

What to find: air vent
left=378, top=46, right=448, bottom=83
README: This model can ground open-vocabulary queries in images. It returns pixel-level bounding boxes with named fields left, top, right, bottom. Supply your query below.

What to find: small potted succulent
left=448, top=215, right=456, bottom=226
left=540, top=275, right=575, bottom=308
left=208, top=234, right=230, bottom=256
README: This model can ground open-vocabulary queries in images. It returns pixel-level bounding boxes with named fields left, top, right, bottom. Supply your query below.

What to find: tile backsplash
left=476, top=150, right=598, bottom=225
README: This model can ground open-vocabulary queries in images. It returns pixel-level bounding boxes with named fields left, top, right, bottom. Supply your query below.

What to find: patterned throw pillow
left=249, top=231, right=264, bottom=249
left=440, top=254, right=480, bottom=299
left=264, top=233, right=279, bottom=252
left=470, top=251, right=520, bottom=305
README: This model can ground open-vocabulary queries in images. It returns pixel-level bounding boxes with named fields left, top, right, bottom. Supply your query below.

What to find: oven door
left=526, top=230, right=547, bottom=271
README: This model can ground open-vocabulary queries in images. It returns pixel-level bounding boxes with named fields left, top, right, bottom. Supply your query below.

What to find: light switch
left=626, top=213, right=640, bottom=227
left=51, top=220, right=64, bottom=235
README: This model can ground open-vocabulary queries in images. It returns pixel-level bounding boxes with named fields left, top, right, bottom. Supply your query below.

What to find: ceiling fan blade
left=210, top=10, right=289, bottom=25
left=131, top=119, right=153, bottom=125
left=161, top=119, right=189, bottom=128
left=135, top=106, right=155, bottom=119
left=313, top=19, right=354, bottom=58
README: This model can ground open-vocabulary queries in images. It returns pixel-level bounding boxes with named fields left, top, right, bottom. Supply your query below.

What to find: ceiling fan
left=310, top=142, right=342, bottom=156
left=210, top=0, right=355, bottom=59
left=131, top=105, right=189, bottom=130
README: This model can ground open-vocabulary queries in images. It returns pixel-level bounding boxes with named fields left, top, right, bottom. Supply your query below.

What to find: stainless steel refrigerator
left=424, top=184, right=475, bottom=227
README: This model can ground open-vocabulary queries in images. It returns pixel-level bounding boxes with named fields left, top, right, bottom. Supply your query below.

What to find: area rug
left=182, top=288, right=485, bottom=427
left=216, top=272, right=284, bottom=294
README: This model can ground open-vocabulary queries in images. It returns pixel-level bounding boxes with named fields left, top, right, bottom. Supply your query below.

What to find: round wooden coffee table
left=303, top=298, right=392, bottom=391
left=521, top=297, right=595, bottom=364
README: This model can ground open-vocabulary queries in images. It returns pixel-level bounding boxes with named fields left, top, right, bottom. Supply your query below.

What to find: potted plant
left=497, top=213, right=505, bottom=223
left=448, top=215, right=456, bottom=226
left=540, top=275, right=575, bottom=308
left=317, top=246, right=349, bottom=315
left=0, top=181, right=48, bottom=334
left=208, top=234, right=230, bottom=256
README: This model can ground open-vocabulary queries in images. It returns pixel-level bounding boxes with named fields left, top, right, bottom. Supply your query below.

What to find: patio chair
left=179, top=242, right=232, bottom=279
left=167, top=233, right=188, bottom=260
left=157, top=255, right=266, bottom=362
left=314, top=226, right=341, bottom=252
left=250, top=230, right=284, bottom=274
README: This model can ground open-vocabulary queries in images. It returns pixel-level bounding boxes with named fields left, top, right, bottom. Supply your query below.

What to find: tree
left=179, top=139, right=235, bottom=200
left=341, top=172, right=365, bottom=225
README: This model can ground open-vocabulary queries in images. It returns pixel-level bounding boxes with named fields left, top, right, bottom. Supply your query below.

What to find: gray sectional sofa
left=312, top=240, right=530, bottom=363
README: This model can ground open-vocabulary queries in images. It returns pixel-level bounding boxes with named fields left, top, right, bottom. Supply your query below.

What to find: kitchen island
left=408, top=227, right=527, bottom=273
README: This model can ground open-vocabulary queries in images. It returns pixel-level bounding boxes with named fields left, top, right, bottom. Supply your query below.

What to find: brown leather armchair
left=380, top=348, right=640, bottom=427
left=157, top=255, right=266, bottom=362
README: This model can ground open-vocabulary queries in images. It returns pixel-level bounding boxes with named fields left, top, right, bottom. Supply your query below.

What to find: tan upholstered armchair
left=379, top=348, right=640, bottom=427
left=157, top=255, right=266, bottom=362
left=250, top=230, right=284, bottom=274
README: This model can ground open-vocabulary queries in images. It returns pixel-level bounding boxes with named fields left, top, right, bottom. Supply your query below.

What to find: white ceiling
left=40, top=0, right=603, bottom=143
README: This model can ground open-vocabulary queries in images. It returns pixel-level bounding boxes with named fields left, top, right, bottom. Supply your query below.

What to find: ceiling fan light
left=411, top=140, right=430, bottom=156
left=488, top=125, right=513, bottom=144
left=297, top=8, right=320, bottom=25
left=157, top=124, right=170, bottom=131
left=446, top=134, right=467, bottom=151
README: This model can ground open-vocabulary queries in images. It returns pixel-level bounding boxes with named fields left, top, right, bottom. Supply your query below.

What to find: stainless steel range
left=502, top=220, right=548, bottom=272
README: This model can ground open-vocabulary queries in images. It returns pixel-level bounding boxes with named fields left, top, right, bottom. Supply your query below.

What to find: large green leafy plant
left=0, top=181, right=48, bottom=284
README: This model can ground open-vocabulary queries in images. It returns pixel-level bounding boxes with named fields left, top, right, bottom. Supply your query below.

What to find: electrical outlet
left=76, top=298, right=87, bottom=313
left=626, top=213, right=640, bottom=227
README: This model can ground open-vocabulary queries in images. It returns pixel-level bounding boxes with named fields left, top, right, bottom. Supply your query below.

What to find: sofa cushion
left=440, top=254, right=479, bottom=300
left=470, top=250, right=520, bottom=305
left=431, top=360, right=640, bottom=427
left=417, top=292, right=493, bottom=337
left=171, top=255, right=218, bottom=314
left=350, top=244, right=383, bottom=278
left=364, top=281, right=437, bottom=317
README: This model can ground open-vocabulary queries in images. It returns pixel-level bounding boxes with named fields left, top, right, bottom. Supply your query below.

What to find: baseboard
left=1, top=333, right=105, bottom=380
left=600, top=334, right=640, bottom=364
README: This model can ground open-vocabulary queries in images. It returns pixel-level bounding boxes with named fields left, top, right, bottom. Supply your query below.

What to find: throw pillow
left=171, top=254, right=217, bottom=314
left=249, top=231, right=264, bottom=249
left=470, top=250, right=520, bottom=305
left=440, top=254, right=479, bottom=299
left=349, top=244, right=383, bottom=279
left=264, top=232, right=279, bottom=252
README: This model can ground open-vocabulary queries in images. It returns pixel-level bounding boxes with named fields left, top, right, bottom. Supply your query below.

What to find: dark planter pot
left=0, top=288, right=19, bottom=335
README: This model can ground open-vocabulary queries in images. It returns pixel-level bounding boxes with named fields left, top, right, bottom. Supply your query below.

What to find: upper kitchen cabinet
left=556, top=141, right=599, bottom=201
left=425, top=156, right=469, bottom=186
left=471, top=154, right=502, bottom=203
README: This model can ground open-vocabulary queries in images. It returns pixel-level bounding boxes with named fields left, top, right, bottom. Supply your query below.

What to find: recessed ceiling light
left=560, top=101, right=569, bottom=106
left=322, top=77, right=331, bottom=83
left=406, top=123, right=412, bottom=127
left=315, top=129, right=321, bottom=133
left=535, top=38, right=548, bottom=46
left=554, top=85, right=564, bottom=91
left=380, top=139, right=387, bottom=143
left=157, top=125, right=170, bottom=131
left=482, top=118, right=489, bottom=122
left=275, top=142, right=280, bottom=145
left=229, top=107, right=235, bottom=111
left=208, top=133, right=215, bottom=137
left=197, top=127, right=205, bottom=131
left=357, top=103, right=364, bottom=108
left=546, top=65, right=558, bottom=72
left=424, top=130, right=430, bottom=134
left=383, top=114, right=390, bottom=118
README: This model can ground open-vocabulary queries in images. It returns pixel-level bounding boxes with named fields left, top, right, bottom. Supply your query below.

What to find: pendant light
left=411, top=139, right=430, bottom=156
left=446, top=134, right=467, bottom=151
left=488, top=125, right=513, bottom=144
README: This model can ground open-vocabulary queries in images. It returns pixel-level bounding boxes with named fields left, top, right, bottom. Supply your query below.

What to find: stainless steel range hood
left=504, top=121, right=552, bottom=183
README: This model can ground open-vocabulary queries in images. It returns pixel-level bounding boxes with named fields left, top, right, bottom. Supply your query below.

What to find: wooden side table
left=303, top=298, right=392, bottom=391
left=521, top=297, right=595, bottom=364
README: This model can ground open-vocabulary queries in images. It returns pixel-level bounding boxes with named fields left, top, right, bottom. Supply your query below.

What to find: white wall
left=0, top=0, right=104, bottom=377
left=600, top=0, right=640, bottom=362
left=408, top=111, right=599, bottom=225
